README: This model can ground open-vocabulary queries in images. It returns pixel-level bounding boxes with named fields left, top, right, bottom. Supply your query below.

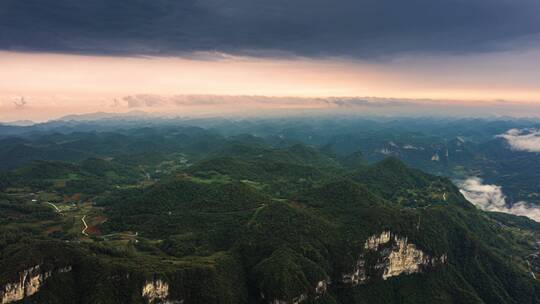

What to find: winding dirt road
left=46, top=202, right=61, bottom=212
left=81, top=215, right=89, bottom=236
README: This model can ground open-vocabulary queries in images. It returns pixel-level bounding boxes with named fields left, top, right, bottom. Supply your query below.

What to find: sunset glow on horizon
left=1, top=49, right=540, bottom=122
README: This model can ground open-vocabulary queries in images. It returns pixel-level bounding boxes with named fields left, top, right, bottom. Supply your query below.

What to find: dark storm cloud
left=1, top=0, right=539, bottom=58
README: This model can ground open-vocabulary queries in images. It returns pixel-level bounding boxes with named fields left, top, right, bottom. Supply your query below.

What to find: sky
left=1, top=0, right=540, bottom=121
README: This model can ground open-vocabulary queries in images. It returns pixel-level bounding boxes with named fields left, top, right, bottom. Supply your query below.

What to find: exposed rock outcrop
left=381, top=236, right=445, bottom=279
left=315, top=280, right=327, bottom=296
left=142, top=279, right=171, bottom=304
left=365, top=231, right=392, bottom=250
left=344, top=231, right=447, bottom=285
left=1, top=265, right=51, bottom=304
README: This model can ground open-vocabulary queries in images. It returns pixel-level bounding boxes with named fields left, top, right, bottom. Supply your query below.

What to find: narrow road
left=46, top=202, right=61, bottom=212
left=81, top=215, right=89, bottom=236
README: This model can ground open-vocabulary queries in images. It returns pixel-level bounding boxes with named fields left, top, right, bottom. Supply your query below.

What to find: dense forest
left=1, top=117, right=540, bottom=303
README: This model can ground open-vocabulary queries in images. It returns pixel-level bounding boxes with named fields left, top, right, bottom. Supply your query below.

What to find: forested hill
left=1, top=121, right=540, bottom=303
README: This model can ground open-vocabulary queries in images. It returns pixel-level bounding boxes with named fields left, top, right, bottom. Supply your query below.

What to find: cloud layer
left=459, top=177, right=540, bottom=222
left=1, top=0, right=540, bottom=57
left=497, top=129, right=540, bottom=153
left=119, top=95, right=407, bottom=109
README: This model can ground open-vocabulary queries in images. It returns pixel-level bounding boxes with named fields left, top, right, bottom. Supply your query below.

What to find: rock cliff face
left=365, top=231, right=392, bottom=250
left=382, top=236, right=447, bottom=280
left=266, top=229, right=447, bottom=304
left=344, top=231, right=447, bottom=285
left=315, top=280, right=328, bottom=296
left=1, top=265, right=51, bottom=304
left=142, top=279, right=170, bottom=303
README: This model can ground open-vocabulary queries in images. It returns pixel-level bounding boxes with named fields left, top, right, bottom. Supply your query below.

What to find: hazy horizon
left=2, top=93, right=540, bottom=123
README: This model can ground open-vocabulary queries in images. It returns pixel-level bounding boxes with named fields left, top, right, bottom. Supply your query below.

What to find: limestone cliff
left=1, top=265, right=51, bottom=304
left=364, top=231, right=392, bottom=250
left=382, top=236, right=446, bottom=279
left=142, top=279, right=171, bottom=304
left=0, top=265, right=74, bottom=304
left=344, top=231, right=447, bottom=285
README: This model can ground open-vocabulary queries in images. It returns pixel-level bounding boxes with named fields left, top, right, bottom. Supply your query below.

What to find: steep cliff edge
left=343, top=231, right=447, bottom=285
left=0, top=265, right=73, bottom=304
left=142, top=279, right=170, bottom=304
